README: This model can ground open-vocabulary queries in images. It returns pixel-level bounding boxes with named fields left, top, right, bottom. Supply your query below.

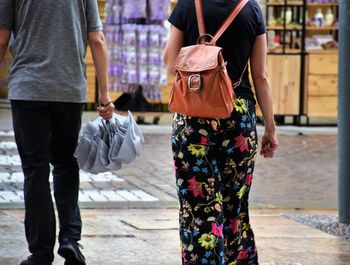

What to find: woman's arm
left=250, top=33, right=279, bottom=158
left=163, top=25, right=184, bottom=75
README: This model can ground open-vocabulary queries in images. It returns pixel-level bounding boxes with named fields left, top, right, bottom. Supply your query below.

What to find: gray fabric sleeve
left=0, top=0, right=14, bottom=30
left=86, top=0, right=103, bottom=32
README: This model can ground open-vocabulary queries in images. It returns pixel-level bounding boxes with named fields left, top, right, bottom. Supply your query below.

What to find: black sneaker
left=58, top=238, right=86, bottom=265
left=20, top=255, right=51, bottom=265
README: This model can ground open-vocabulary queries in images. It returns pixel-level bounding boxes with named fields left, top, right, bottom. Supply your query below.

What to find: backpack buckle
left=188, top=74, right=201, bottom=92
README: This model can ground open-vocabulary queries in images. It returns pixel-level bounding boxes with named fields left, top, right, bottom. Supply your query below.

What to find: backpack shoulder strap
left=194, top=0, right=249, bottom=44
left=194, top=0, right=206, bottom=37
left=212, top=0, right=249, bottom=44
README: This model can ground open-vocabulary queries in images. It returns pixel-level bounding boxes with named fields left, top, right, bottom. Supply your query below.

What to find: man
left=0, top=1, right=115, bottom=264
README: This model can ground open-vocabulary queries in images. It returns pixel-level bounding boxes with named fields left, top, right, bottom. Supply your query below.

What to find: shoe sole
left=58, top=246, right=86, bottom=265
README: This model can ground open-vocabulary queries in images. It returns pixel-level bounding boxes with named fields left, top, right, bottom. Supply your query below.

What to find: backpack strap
left=194, top=0, right=206, bottom=37
left=212, top=0, right=249, bottom=44
left=233, top=63, right=248, bottom=88
left=194, top=0, right=249, bottom=45
left=194, top=0, right=250, bottom=88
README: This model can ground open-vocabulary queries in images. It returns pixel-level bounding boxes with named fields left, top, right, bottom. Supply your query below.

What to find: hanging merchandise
left=149, top=0, right=172, bottom=21
left=123, top=0, right=147, bottom=19
left=105, top=0, right=171, bottom=102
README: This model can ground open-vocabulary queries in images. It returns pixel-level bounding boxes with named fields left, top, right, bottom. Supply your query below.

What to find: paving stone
left=100, top=190, right=127, bottom=201
left=80, top=237, right=180, bottom=265
left=116, top=190, right=143, bottom=201
left=0, top=130, right=14, bottom=137
left=79, top=182, right=95, bottom=190
left=0, top=196, right=8, bottom=203
left=0, top=172, right=10, bottom=181
left=82, top=190, right=109, bottom=202
left=120, top=175, right=177, bottom=202
left=130, top=190, right=159, bottom=202
left=0, top=191, right=23, bottom=202
left=0, top=155, right=21, bottom=166
left=0, top=141, right=17, bottom=149
left=78, top=190, right=93, bottom=202
left=123, top=216, right=178, bottom=230
left=0, top=188, right=159, bottom=204
left=83, top=218, right=133, bottom=236
left=0, top=182, right=21, bottom=192
left=7, top=172, right=23, bottom=182
left=90, top=181, right=117, bottom=190
left=0, top=170, right=123, bottom=184
left=85, top=172, right=117, bottom=182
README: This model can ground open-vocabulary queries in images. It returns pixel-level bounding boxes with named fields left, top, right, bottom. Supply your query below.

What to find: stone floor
left=0, top=130, right=338, bottom=209
left=0, top=108, right=347, bottom=265
left=1, top=208, right=350, bottom=265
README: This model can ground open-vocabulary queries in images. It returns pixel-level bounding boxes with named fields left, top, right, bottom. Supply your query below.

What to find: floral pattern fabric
left=172, top=98, right=259, bottom=265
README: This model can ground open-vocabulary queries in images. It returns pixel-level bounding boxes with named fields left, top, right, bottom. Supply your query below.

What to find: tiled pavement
left=0, top=130, right=171, bottom=208
left=0, top=123, right=338, bottom=209
left=1, top=109, right=349, bottom=265
left=1, top=208, right=350, bottom=265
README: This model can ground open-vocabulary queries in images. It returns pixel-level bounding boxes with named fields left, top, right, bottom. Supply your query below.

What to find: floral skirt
left=172, top=98, right=259, bottom=265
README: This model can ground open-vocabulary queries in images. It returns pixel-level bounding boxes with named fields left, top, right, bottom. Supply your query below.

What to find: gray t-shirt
left=0, top=0, right=103, bottom=103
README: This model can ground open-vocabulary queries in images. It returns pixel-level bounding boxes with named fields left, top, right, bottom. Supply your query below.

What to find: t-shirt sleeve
left=0, top=0, right=14, bottom=30
left=168, top=0, right=186, bottom=31
left=86, top=0, right=103, bottom=32
left=252, top=1, right=266, bottom=36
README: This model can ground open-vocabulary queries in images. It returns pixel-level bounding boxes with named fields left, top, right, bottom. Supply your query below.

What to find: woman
left=163, top=0, right=279, bottom=264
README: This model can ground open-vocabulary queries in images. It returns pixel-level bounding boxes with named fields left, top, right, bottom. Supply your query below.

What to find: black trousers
left=11, top=100, right=84, bottom=262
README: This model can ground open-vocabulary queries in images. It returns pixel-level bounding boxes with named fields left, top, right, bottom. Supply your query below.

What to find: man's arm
left=0, top=29, right=10, bottom=63
left=88, top=31, right=115, bottom=120
left=0, top=0, right=13, bottom=63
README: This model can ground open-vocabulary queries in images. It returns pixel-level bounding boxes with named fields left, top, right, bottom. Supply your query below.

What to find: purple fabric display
left=105, top=0, right=114, bottom=25
left=105, top=0, right=170, bottom=101
left=149, top=0, right=171, bottom=21
left=122, top=0, right=147, bottom=19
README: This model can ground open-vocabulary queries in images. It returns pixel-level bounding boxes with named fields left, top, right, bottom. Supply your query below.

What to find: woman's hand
left=260, top=130, right=279, bottom=158
left=98, top=95, right=115, bottom=120
left=250, top=34, right=279, bottom=158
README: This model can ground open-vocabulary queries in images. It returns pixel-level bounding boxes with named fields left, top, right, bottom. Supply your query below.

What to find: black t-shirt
left=168, top=0, right=266, bottom=101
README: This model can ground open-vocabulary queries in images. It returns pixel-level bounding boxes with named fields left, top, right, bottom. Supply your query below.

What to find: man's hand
left=98, top=95, right=115, bottom=121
